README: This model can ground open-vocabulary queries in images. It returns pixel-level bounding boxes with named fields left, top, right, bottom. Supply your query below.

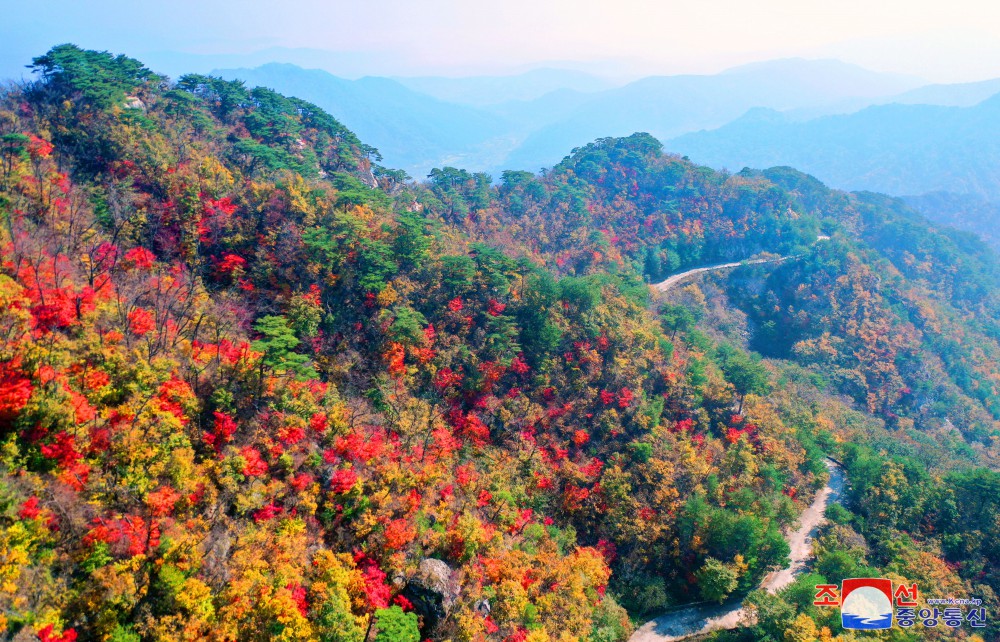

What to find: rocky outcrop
left=401, top=558, right=461, bottom=634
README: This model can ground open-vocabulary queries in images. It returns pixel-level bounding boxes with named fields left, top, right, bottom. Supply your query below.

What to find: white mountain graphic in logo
left=841, top=586, right=893, bottom=630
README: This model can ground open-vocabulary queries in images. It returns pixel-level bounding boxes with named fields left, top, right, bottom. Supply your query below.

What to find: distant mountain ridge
left=904, top=191, right=1000, bottom=251
left=211, top=64, right=512, bottom=176
left=212, top=58, right=939, bottom=178
left=212, top=57, right=1000, bottom=250
left=392, top=68, right=615, bottom=105
left=669, top=93, right=1000, bottom=203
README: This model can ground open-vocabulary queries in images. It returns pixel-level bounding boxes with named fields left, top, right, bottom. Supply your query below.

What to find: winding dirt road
left=652, top=257, right=784, bottom=294
left=630, top=459, right=846, bottom=642
left=652, top=236, right=830, bottom=295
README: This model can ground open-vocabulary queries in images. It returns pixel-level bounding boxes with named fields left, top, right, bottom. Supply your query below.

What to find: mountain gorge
left=1, top=45, right=999, bottom=642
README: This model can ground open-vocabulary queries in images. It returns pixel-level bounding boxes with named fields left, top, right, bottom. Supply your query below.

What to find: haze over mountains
left=671, top=95, right=1000, bottom=200
left=213, top=59, right=931, bottom=178
left=207, top=57, right=1000, bottom=248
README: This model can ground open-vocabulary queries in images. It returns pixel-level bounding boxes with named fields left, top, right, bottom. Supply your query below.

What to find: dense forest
left=0, top=45, right=998, bottom=641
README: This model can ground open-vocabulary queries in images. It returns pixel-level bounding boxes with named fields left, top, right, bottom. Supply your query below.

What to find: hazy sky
left=2, top=0, right=1000, bottom=82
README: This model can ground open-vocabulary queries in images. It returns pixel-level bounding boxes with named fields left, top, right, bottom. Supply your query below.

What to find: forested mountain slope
left=0, top=45, right=997, bottom=642
left=210, top=64, right=510, bottom=178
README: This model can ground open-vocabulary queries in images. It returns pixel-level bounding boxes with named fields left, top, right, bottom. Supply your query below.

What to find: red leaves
left=92, top=242, right=119, bottom=274
left=447, top=297, right=464, bottom=312
left=599, top=389, right=615, bottom=405
left=76, top=367, right=109, bottom=392
left=16, top=254, right=95, bottom=332
left=595, top=538, right=618, bottom=564
left=452, top=411, right=491, bottom=447
left=0, top=358, right=33, bottom=421
left=203, top=196, right=238, bottom=218
left=40, top=431, right=82, bottom=468
left=478, top=361, right=506, bottom=392
left=19, top=496, right=41, bottom=520
left=146, top=485, right=181, bottom=517
left=122, top=247, right=156, bottom=270
left=616, top=387, right=635, bottom=408
left=675, top=418, right=695, bottom=433
left=355, top=553, right=391, bottom=610
left=572, top=429, right=590, bottom=446
left=384, top=342, right=406, bottom=378
left=456, top=464, right=477, bottom=488
left=510, top=354, right=530, bottom=375
left=240, top=447, right=268, bottom=477
left=383, top=518, right=416, bottom=550
left=309, top=412, right=328, bottom=435
left=330, top=468, right=358, bottom=494
left=284, top=583, right=308, bottom=616
left=334, top=430, right=385, bottom=464
left=434, top=367, right=462, bottom=391
left=510, top=508, right=533, bottom=533
left=26, top=134, right=54, bottom=160
left=507, top=628, right=529, bottom=642
left=127, top=308, right=155, bottom=335
left=404, top=489, right=422, bottom=513
left=290, top=472, right=314, bottom=492
left=303, top=284, right=322, bottom=306
left=431, top=425, right=461, bottom=457
left=200, top=339, right=256, bottom=367
left=35, top=365, right=57, bottom=385
left=278, top=423, right=306, bottom=446
left=411, top=345, right=436, bottom=364
left=36, top=625, right=76, bottom=642
left=410, top=324, right=438, bottom=364
left=487, top=299, right=506, bottom=316
left=477, top=490, right=493, bottom=507
left=580, top=458, right=603, bottom=479
left=68, top=390, right=96, bottom=424
left=156, top=377, right=194, bottom=425
left=199, top=196, right=238, bottom=243
left=84, top=515, right=154, bottom=558
left=216, top=253, right=247, bottom=275
left=562, top=485, right=590, bottom=511
left=204, top=411, right=237, bottom=452
left=534, top=473, right=554, bottom=490
left=546, top=403, right=572, bottom=420
left=252, top=503, right=283, bottom=522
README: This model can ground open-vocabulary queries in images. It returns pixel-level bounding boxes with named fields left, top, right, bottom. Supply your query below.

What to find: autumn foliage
left=0, top=45, right=996, bottom=642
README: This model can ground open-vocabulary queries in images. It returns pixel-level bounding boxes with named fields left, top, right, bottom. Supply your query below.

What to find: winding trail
left=652, top=237, right=830, bottom=295
left=652, top=258, right=784, bottom=294
left=630, top=459, right=846, bottom=642
left=652, top=258, right=780, bottom=294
